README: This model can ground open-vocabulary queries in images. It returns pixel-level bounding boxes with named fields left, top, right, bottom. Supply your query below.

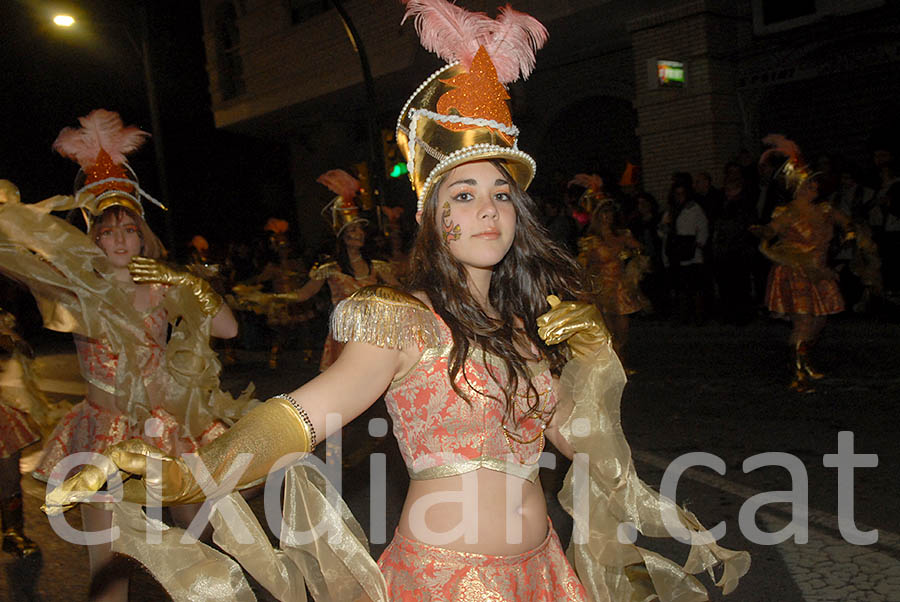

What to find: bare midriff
left=398, top=468, right=548, bottom=556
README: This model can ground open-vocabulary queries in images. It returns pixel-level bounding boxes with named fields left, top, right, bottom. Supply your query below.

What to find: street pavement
left=2, top=314, right=898, bottom=601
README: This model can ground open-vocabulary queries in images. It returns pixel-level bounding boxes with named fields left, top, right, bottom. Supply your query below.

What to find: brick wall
left=629, top=1, right=751, bottom=200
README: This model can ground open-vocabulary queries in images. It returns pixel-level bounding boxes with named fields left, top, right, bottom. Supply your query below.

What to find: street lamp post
left=329, top=0, right=386, bottom=231
left=52, top=8, right=177, bottom=254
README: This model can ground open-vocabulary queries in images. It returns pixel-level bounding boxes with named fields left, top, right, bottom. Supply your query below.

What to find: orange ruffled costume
left=578, top=232, right=649, bottom=316
left=763, top=204, right=844, bottom=316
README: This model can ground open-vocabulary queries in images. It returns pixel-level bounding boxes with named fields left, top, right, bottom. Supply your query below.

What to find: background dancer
left=752, top=135, right=857, bottom=393
left=0, top=110, right=254, bottom=601
left=281, top=169, right=398, bottom=370
left=574, top=175, right=648, bottom=372
left=0, top=307, right=47, bottom=558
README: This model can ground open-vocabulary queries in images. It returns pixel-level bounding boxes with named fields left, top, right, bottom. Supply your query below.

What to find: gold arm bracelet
left=272, top=393, right=318, bottom=449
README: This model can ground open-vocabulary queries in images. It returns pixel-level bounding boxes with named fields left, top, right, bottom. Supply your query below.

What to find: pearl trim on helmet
left=416, top=144, right=537, bottom=211
left=409, top=108, right=520, bottom=138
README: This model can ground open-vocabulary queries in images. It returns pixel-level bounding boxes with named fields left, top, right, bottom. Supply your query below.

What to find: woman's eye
left=494, top=191, right=511, bottom=202
left=99, top=229, right=113, bottom=237
left=125, top=226, right=139, bottom=234
left=453, top=192, right=473, bottom=202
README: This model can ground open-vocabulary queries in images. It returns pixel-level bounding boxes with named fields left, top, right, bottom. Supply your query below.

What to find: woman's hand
left=129, top=257, right=224, bottom=317
left=44, top=396, right=317, bottom=515
left=42, top=439, right=186, bottom=515
left=536, top=295, right=610, bottom=357
left=128, top=256, right=186, bottom=285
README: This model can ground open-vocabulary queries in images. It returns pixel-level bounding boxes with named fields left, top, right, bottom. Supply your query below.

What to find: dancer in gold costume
left=282, top=169, right=398, bottom=370
left=0, top=308, right=45, bottom=558
left=574, top=177, right=648, bottom=371
left=752, top=135, right=858, bottom=393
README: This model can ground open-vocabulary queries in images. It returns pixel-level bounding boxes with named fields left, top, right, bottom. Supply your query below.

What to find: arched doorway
left=534, top=95, right=639, bottom=196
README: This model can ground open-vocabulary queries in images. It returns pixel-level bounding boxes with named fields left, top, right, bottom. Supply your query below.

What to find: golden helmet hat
left=317, top=169, right=368, bottom=236
left=568, top=173, right=611, bottom=214
left=396, top=0, right=548, bottom=212
left=759, top=134, right=812, bottom=194
left=52, top=109, right=165, bottom=226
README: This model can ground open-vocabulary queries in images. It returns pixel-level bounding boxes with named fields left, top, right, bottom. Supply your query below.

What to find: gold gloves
left=43, top=396, right=314, bottom=515
left=536, top=295, right=611, bottom=358
left=129, top=256, right=223, bottom=316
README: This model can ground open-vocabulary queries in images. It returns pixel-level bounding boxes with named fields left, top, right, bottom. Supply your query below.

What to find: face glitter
left=441, top=201, right=462, bottom=243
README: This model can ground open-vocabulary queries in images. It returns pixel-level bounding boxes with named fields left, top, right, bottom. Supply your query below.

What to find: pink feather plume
left=317, top=169, right=360, bottom=201
left=52, top=109, right=149, bottom=169
left=568, top=173, right=605, bottom=193
left=402, top=0, right=547, bottom=84
left=759, top=133, right=805, bottom=170
left=484, top=5, right=548, bottom=83
left=402, top=0, right=491, bottom=69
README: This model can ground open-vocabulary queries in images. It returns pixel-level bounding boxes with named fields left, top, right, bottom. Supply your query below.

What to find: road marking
left=633, top=449, right=900, bottom=553
left=634, top=449, right=900, bottom=601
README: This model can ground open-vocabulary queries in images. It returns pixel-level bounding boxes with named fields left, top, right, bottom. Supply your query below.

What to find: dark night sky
left=1, top=0, right=291, bottom=259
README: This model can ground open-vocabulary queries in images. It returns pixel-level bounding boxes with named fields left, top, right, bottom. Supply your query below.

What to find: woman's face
left=795, top=178, right=819, bottom=204
left=435, top=160, right=516, bottom=271
left=96, top=211, right=143, bottom=268
left=597, top=208, right=614, bottom=227
left=342, top=222, right=365, bottom=249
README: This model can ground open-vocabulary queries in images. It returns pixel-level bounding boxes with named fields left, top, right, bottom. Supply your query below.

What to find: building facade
left=199, top=0, right=899, bottom=247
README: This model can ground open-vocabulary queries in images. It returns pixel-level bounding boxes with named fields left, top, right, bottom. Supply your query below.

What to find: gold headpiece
left=52, top=109, right=165, bottom=226
left=759, top=134, right=811, bottom=194
left=317, top=169, right=368, bottom=236
left=397, top=0, right=547, bottom=211
left=569, top=173, right=611, bottom=214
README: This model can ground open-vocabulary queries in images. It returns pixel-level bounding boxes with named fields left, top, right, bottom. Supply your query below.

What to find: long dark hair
left=335, top=222, right=373, bottom=276
left=406, top=161, right=584, bottom=421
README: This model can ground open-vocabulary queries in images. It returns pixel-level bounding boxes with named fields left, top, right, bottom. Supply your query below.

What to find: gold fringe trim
left=309, top=260, right=341, bottom=280
left=330, top=285, right=440, bottom=350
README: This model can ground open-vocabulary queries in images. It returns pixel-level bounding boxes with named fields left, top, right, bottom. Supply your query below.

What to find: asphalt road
left=2, top=313, right=898, bottom=601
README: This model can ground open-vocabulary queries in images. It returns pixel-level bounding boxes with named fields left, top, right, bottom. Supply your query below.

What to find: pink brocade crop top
left=384, top=313, right=557, bottom=483
left=74, top=303, right=168, bottom=395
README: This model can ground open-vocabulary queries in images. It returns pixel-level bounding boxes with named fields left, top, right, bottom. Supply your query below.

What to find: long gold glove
left=43, top=396, right=314, bottom=515
left=536, top=295, right=611, bottom=357
left=129, top=256, right=224, bottom=316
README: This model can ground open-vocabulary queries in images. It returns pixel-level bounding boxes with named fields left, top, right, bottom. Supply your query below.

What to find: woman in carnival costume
left=751, top=135, right=861, bottom=393
left=0, top=110, right=255, bottom=600
left=0, top=303, right=53, bottom=558
left=44, top=4, right=749, bottom=601
left=281, top=169, right=399, bottom=370
left=573, top=175, right=649, bottom=373
left=233, top=218, right=318, bottom=368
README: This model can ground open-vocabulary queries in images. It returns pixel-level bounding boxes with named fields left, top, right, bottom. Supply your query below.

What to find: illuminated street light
left=46, top=8, right=176, bottom=253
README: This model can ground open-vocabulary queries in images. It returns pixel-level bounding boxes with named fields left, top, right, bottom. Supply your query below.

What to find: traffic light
left=382, top=129, right=408, bottom=178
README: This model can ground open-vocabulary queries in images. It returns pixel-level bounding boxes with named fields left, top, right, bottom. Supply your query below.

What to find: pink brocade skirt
left=377, top=523, right=587, bottom=601
left=0, top=404, right=39, bottom=458
left=32, top=398, right=226, bottom=482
